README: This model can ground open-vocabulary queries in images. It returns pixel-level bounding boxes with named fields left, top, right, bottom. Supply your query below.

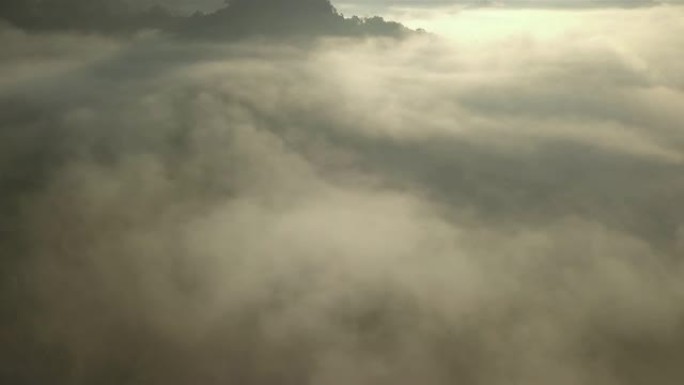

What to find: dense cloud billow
left=1, top=2, right=684, bottom=385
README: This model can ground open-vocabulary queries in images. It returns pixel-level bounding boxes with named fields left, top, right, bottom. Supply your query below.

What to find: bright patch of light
left=399, top=9, right=582, bottom=41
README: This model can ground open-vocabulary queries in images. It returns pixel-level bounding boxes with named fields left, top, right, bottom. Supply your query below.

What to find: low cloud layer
left=1, top=4, right=684, bottom=385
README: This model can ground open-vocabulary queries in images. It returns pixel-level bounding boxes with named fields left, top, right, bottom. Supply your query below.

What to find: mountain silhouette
left=0, top=0, right=179, bottom=32
left=176, top=0, right=414, bottom=39
left=0, top=0, right=417, bottom=38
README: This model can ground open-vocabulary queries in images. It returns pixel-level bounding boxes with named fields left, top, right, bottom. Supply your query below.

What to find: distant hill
left=0, top=0, right=179, bottom=32
left=0, top=0, right=418, bottom=38
left=179, top=0, right=414, bottom=38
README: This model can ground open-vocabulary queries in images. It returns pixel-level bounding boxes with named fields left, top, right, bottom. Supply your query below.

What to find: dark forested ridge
left=0, top=0, right=417, bottom=38
left=181, top=0, right=414, bottom=38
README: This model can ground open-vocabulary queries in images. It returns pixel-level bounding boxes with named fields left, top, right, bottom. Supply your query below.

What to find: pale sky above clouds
left=146, top=0, right=684, bottom=14
left=334, top=0, right=683, bottom=40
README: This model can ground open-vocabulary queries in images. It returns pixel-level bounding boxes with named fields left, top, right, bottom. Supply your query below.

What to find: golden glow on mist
left=406, top=9, right=581, bottom=40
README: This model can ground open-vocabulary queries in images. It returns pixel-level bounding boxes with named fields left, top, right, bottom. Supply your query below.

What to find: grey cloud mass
left=1, top=1, right=684, bottom=385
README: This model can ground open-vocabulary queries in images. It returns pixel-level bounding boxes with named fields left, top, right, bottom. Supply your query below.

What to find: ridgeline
left=0, top=0, right=419, bottom=38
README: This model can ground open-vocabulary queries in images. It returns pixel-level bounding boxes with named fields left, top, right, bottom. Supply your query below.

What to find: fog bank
left=1, top=4, right=684, bottom=385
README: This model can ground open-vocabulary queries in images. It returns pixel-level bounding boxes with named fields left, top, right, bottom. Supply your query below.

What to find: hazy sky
left=340, top=0, right=683, bottom=13
left=129, top=0, right=684, bottom=14
left=1, top=1, right=684, bottom=384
